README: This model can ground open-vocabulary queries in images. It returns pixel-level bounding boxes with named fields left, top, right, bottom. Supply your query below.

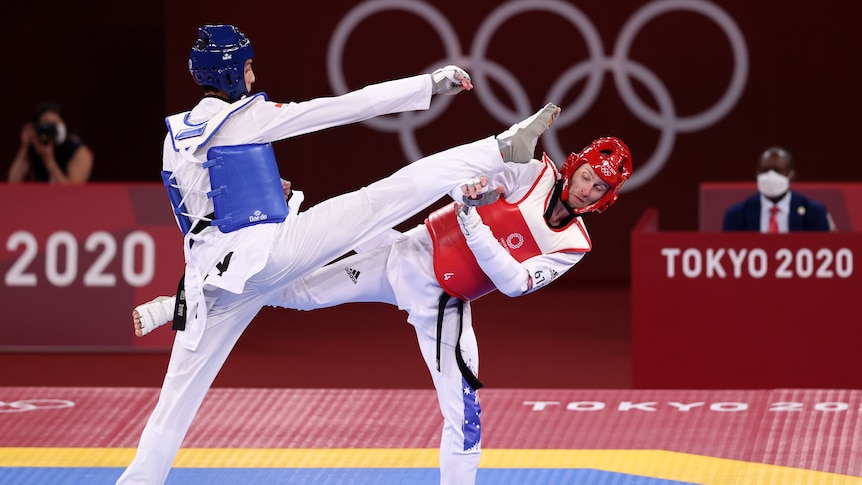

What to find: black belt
left=172, top=274, right=187, bottom=331
left=436, top=292, right=483, bottom=390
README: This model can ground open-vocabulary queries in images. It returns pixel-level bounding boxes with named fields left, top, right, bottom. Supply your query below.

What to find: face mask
left=757, top=170, right=790, bottom=199
left=54, top=123, right=67, bottom=144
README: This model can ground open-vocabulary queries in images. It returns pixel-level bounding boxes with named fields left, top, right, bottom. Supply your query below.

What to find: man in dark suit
left=722, top=146, right=834, bottom=232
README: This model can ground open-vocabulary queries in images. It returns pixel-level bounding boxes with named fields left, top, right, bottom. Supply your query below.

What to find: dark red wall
left=5, top=1, right=862, bottom=286
left=6, top=1, right=165, bottom=182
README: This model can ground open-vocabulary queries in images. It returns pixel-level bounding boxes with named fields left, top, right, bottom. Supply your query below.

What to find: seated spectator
left=722, top=146, right=834, bottom=232
left=7, top=101, right=93, bottom=184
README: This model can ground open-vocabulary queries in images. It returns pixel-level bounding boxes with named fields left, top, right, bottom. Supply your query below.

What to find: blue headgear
left=188, top=24, right=255, bottom=102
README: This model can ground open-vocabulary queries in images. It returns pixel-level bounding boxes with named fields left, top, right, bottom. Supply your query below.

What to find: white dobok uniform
left=117, top=74, right=508, bottom=485
left=279, top=155, right=591, bottom=485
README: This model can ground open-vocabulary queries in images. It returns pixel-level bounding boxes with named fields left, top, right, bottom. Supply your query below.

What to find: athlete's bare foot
left=133, top=310, right=145, bottom=337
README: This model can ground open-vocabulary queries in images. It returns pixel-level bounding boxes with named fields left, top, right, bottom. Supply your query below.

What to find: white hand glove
left=431, top=65, right=471, bottom=95
left=456, top=204, right=484, bottom=237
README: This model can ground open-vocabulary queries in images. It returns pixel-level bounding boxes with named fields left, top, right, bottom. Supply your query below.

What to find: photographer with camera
left=7, top=101, right=93, bottom=183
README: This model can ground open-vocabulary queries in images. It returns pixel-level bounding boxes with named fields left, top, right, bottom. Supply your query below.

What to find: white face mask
left=757, top=170, right=790, bottom=199
left=54, top=123, right=67, bottom=145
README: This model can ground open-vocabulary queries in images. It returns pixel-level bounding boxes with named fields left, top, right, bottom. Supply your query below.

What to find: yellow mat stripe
left=0, top=448, right=859, bottom=484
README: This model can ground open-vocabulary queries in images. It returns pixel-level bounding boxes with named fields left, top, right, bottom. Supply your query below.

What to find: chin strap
left=544, top=179, right=577, bottom=228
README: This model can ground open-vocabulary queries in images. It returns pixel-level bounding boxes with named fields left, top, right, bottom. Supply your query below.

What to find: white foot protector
left=496, top=103, right=561, bottom=163
left=135, top=296, right=176, bottom=336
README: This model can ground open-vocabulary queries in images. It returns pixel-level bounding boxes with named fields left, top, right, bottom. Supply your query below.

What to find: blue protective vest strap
left=162, top=170, right=194, bottom=234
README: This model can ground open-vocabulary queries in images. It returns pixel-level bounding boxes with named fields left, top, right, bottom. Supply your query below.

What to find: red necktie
left=768, top=206, right=780, bottom=233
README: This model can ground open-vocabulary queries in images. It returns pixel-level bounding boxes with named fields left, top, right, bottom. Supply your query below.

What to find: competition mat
left=2, top=387, right=861, bottom=484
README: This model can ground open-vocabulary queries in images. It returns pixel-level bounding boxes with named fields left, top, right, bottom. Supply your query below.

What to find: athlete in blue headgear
left=188, top=24, right=257, bottom=102
left=116, top=23, right=559, bottom=485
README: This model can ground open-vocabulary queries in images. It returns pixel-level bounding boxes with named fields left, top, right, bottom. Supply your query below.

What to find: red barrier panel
left=0, top=183, right=183, bottom=350
left=631, top=208, right=861, bottom=389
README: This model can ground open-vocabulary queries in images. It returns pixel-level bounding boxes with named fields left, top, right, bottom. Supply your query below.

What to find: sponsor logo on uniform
left=345, top=267, right=361, bottom=284
left=444, top=272, right=454, bottom=280
left=249, top=210, right=268, bottom=223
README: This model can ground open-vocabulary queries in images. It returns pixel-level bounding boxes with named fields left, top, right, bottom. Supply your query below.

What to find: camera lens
left=36, top=122, right=57, bottom=145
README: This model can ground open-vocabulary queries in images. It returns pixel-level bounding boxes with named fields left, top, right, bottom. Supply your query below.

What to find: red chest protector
left=425, top=159, right=591, bottom=301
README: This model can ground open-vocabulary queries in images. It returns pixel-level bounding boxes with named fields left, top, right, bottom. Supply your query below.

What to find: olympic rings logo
left=327, top=0, right=748, bottom=191
left=505, top=233, right=525, bottom=251
left=0, top=399, right=75, bottom=413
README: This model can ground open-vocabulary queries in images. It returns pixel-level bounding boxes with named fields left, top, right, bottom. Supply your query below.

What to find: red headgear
left=558, top=137, right=632, bottom=214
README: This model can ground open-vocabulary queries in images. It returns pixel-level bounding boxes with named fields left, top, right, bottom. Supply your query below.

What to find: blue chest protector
left=203, top=143, right=287, bottom=233
left=162, top=95, right=288, bottom=234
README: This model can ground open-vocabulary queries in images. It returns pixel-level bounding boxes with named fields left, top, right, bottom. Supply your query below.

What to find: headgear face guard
left=559, top=136, right=633, bottom=214
left=189, top=24, right=255, bottom=102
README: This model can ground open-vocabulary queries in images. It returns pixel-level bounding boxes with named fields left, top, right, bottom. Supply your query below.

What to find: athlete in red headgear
left=131, top=119, right=633, bottom=485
